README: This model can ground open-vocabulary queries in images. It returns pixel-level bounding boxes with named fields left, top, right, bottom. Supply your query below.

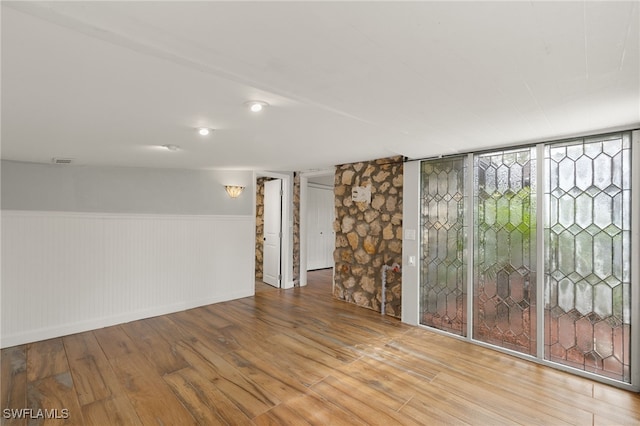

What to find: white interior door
left=263, top=179, right=282, bottom=287
left=307, top=186, right=335, bottom=270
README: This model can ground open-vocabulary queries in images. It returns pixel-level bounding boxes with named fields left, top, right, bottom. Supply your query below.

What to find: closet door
left=307, top=186, right=334, bottom=270
left=263, top=179, right=282, bottom=287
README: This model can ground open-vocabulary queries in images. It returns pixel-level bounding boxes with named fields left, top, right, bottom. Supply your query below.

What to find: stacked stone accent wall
left=292, top=172, right=301, bottom=286
left=333, top=156, right=403, bottom=317
left=255, top=177, right=272, bottom=279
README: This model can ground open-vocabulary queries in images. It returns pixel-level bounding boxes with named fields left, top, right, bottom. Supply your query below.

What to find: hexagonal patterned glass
left=420, top=157, right=467, bottom=336
left=474, top=148, right=537, bottom=355
left=545, top=133, right=631, bottom=382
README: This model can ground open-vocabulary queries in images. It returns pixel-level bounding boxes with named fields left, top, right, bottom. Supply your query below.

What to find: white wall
left=401, top=160, right=420, bottom=325
left=1, top=161, right=255, bottom=348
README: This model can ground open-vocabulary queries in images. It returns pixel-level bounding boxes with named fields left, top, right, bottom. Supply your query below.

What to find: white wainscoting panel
left=1, top=211, right=255, bottom=348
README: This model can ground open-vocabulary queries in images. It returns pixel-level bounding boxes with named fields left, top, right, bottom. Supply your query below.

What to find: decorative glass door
left=544, top=134, right=631, bottom=382
left=419, top=132, right=633, bottom=385
left=474, top=148, right=537, bottom=355
left=419, top=158, right=467, bottom=336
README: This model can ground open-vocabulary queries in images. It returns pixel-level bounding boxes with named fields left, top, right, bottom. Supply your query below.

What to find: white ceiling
left=2, top=1, right=638, bottom=172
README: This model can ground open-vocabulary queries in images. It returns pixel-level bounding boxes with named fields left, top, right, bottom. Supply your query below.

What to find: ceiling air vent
left=51, top=157, right=74, bottom=165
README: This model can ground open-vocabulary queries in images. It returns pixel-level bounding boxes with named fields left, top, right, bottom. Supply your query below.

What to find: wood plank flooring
left=2, top=268, right=640, bottom=425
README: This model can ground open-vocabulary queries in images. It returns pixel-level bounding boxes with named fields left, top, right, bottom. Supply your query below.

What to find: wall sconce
left=225, top=185, right=245, bottom=198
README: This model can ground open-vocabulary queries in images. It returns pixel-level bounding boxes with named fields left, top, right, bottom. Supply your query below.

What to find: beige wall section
left=333, top=156, right=403, bottom=318
left=1, top=160, right=253, bottom=215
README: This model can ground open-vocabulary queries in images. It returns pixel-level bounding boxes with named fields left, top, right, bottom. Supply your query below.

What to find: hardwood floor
left=2, top=268, right=640, bottom=425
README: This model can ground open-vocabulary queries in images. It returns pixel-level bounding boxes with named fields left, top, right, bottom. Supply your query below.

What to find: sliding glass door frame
left=463, top=149, right=541, bottom=362
left=631, top=129, right=639, bottom=390
left=418, top=130, right=639, bottom=391
left=465, top=153, right=475, bottom=347
left=536, top=144, right=546, bottom=360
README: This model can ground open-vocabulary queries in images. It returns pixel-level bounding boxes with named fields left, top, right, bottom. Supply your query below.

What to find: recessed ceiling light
left=162, top=144, right=180, bottom=151
left=245, top=100, right=269, bottom=112
left=198, top=127, right=211, bottom=136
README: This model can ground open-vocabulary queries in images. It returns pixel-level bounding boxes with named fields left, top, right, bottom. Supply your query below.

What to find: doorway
left=299, top=169, right=335, bottom=286
left=306, top=179, right=335, bottom=270
left=254, top=171, right=293, bottom=289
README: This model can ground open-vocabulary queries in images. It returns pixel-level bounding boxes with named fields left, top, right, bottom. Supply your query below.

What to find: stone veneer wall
left=333, top=156, right=403, bottom=317
left=292, top=172, right=301, bottom=286
left=255, top=177, right=271, bottom=279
